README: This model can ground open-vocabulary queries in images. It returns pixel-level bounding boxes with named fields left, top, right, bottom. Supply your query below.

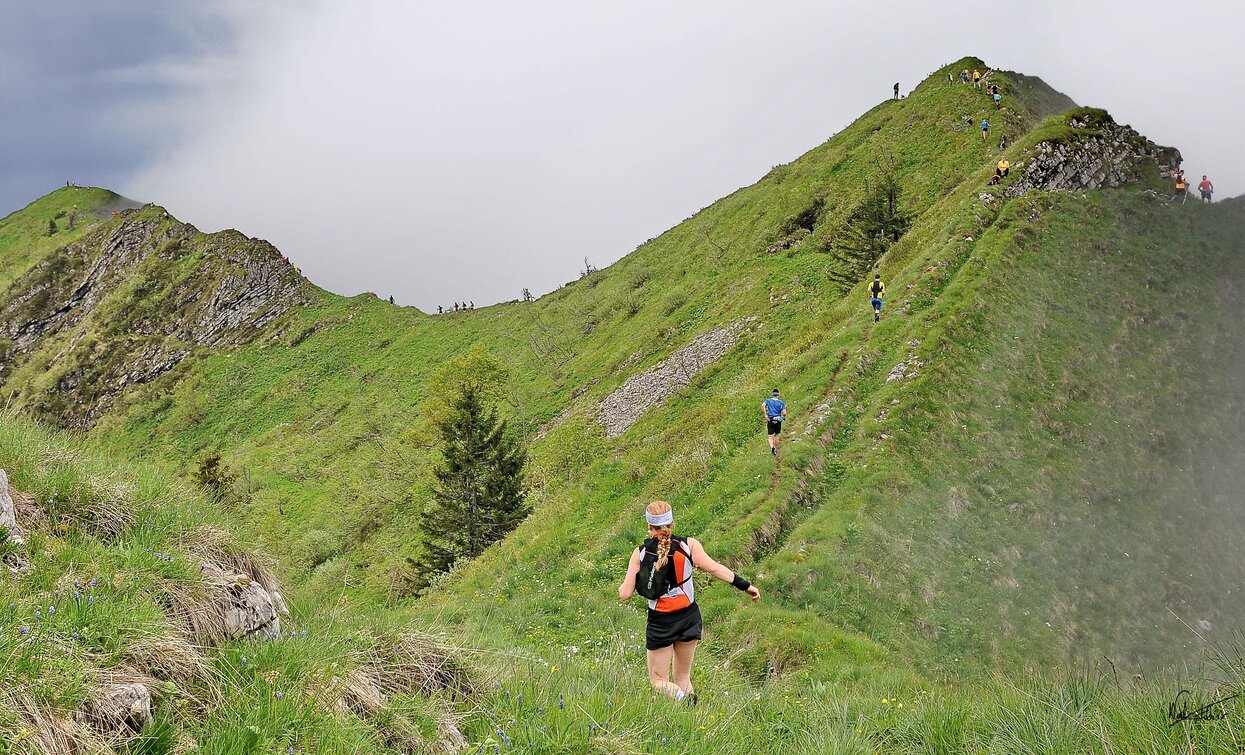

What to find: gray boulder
left=0, top=469, right=29, bottom=573
left=202, top=562, right=282, bottom=640
left=0, top=469, right=22, bottom=546
left=86, top=683, right=153, bottom=732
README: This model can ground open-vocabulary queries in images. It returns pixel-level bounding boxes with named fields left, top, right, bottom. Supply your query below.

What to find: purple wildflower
left=88, top=596, right=94, bottom=606
left=300, top=629, right=307, bottom=638
left=47, top=606, right=54, bottom=616
left=20, top=626, right=28, bottom=635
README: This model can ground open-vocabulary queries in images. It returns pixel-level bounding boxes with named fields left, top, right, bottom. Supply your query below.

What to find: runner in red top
left=1199, top=176, right=1214, bottom=203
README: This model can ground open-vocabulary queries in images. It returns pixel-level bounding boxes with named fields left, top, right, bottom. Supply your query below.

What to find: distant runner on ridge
left=618, top=501, right=761, bottom=703
left=869, top=274, right=886, bottom=322
left=1171, top=169, right=1188, bottom=205
left=763, top=389, right=787, bottom=456
left=1199, top=175, right=1214, bottom=203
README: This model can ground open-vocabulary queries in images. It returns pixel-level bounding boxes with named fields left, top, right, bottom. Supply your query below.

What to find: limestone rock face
left=598, top=320, right=757, bottom=437
left=0, top=468, right=28, bottom=573
left=0, top=469, right=22, bottom=546
left=202, top=562, right=283, bottom=640
left=1005, top=114, right=1180, bottom=198
left=0, top=209, right=313, bottom=428
left=86, top=683, right=153, bottom=732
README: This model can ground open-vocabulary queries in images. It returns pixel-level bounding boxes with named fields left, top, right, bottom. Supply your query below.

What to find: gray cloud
left=0, top=2, right=240, bottom=210
left=5, top=1, right=1242, bottom=310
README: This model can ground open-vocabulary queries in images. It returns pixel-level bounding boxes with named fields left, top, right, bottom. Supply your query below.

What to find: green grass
left=2, top=57, right=1245, bottom=751
left=0, top=413, right=473, bottom=753
left=0, top=187, right=119, bottom=291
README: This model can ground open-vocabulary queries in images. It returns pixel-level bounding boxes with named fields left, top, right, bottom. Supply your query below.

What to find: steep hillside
left=1, top=55, right=1241, bottom=702
left=0, top=203, right=312, bottom=427
left=0, top=413, right=474, bottom=752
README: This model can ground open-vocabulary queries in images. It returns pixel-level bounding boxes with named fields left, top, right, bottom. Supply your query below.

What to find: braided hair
left=646, top=501, right=674, bottom=569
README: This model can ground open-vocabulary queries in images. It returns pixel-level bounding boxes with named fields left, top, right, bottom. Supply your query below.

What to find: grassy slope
left=91, top=57, right=1051, bottom=590
left=0, top=187, right=119, bottom=291
left=6, top=422, right=1245, bottom=755
left=70, top=57, right=1242, bottom=671
left=1, top=57, right=1244, bottom=752
left=0, top=413, right=473, bottom=753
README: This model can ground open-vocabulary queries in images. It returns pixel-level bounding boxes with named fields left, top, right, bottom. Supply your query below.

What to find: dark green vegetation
left=414, top=377, right=530, bottom=591
left=3, top=57, right=1245, bottom=752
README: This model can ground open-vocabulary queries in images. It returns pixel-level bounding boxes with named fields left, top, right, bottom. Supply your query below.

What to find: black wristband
left=731, top=574, right=751, bottom=592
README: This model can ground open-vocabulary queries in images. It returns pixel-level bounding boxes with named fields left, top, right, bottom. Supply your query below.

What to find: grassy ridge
left=88, top=57, right=1064, bottom=590
left=0, top=187, right=120, bottom=291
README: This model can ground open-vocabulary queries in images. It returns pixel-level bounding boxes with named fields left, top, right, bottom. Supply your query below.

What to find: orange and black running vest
left=645, top=536, right=695, bottom=612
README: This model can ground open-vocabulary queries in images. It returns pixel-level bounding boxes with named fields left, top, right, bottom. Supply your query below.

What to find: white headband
left=645, top=510, right=674, bottom=527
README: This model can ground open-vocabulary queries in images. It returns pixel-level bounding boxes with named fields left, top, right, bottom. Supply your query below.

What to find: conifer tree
left=415, top=382, right=528, bottom=587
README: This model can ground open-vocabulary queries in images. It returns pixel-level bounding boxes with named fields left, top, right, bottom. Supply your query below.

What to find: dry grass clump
left=2, top=688, right=117, bottom=755
left=156, top=575, right=230, bottom=647
left=9, top=485, right=44, bottom=532
left=364, top=630, right=476, bottom=698
left=122, top=630, right=221, bottom=706
left=155, top=528, right=288, bottom=646
left=178, top=526, right=282, bottom=597
left=319, top=630, right=474, bottom=752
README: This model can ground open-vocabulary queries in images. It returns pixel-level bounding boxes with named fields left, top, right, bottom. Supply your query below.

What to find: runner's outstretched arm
left=687, top=538, right=761, bottom=602
left=618, top=548, right=641, bottom=601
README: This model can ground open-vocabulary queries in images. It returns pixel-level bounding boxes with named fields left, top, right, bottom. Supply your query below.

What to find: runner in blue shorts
left=869, top=274, right=886, bottom=322
left=762, top=389, right=787, bottom=456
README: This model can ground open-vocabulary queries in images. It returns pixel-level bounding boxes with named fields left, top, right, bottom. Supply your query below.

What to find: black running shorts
left=646, top=604, right=703, bottom=650
left=767, top=419, right=782, bottom=435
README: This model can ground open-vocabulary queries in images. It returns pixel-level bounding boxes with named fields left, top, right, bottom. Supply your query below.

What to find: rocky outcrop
left=0, top=469, right=22, bottom=544
left=201, top=562, right=284, bottom=640
left=0, top=469, right=28, bottom=573
left=598, top=320, right=756, bottom=437
left=84, top=683, right=153, bottom=733
left=1004, top=113, right=1180, bottom=198
left=0, top=209, right=314, bottom=427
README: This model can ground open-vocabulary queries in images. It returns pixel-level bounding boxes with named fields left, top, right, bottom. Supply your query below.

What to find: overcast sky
left=3, top=1, right=1242, bottom=309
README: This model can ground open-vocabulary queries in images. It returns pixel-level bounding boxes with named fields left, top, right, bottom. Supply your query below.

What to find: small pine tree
left=46, top=219, right=57, bottom=236
left=193, top=450, right=237, bottom=501
left=415, top=382, right=528, bottom=588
